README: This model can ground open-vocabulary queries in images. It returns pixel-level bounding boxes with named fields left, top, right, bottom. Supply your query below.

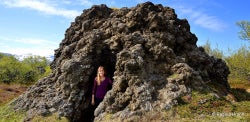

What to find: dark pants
left=88, top=97, right=103, bottom=122
left=94, top=97, right=103, bottom=109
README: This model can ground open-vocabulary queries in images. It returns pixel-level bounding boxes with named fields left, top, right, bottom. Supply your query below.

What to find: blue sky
left=0, top=0, right=249, bottom=57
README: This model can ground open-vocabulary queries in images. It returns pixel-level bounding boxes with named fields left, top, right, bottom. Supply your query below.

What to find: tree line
left=203, top=41, right=250, bottom=83
left=0, top=53, right=51, bottom=84
left=204, top=20, right=250, bottom=83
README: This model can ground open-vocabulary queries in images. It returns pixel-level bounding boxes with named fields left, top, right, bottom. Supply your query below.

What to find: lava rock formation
left=13, top=2, right=231, bottom=122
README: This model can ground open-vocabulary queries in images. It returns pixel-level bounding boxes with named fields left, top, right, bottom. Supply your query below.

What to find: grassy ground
left=0, top=79, right=249, bottom=122
left=0, top=83, right=69, bottom=122
left=0, top=102, right=26, bottom=122
left=0, top=104, right=68, bottom=122
left=229, top=78, right=250, bottom=91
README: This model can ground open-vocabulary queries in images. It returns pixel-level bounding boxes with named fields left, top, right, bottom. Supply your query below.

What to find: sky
left=0, top=0, right=249, bottom=58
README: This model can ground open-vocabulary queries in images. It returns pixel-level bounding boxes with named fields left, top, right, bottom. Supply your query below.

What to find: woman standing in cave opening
left=91, top=66, right=113, bottom=109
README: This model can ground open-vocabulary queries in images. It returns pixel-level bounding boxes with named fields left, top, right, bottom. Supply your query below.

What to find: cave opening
left=78, top=46, right=116, bottom=122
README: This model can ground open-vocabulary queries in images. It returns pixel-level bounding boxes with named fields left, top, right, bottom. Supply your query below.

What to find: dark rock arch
left=78, top=45, right=116, bottom=122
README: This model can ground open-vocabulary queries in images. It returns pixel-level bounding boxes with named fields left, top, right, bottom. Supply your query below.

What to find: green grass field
left=0, top=79, right=249, bottom=122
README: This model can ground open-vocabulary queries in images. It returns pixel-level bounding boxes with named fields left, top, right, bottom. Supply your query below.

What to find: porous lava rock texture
left=13, top=2, right=231, bottom=122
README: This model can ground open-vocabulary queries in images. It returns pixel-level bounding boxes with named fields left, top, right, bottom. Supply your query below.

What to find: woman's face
left=98, top=67, right=105, bottom=77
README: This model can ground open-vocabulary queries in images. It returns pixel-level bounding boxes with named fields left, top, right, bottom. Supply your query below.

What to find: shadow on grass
left=231, top=88, right=250, bottom=101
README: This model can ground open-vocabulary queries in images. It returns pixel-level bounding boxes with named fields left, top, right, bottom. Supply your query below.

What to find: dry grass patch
left=0, top=83, right=27, bottom=105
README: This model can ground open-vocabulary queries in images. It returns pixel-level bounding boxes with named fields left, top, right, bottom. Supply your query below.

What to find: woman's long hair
left=96, top=66, right=106, bottom=85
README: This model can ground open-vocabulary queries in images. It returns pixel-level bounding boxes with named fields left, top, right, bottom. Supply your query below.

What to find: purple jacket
left=92, top=77, right=113, bottom=99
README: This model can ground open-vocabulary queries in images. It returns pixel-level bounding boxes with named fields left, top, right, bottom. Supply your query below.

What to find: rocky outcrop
left=13, top=2, right=230, bottom=122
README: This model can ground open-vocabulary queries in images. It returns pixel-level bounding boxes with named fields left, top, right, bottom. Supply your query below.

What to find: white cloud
left=16, top=38, right=57, bottom=45
left=178, top=7, right=226, bottom=31
left=167, top=1, right=227, bottom=32
left=80, top=0, right=93, bottom=7
left=5, top=47, right=54, bottom=57
left=137, top=0, right=146, bottom=3
left=0, top=0, right=80, bottom=19
left=60, top=0, right=72, bottom=5
left=0, top=42, right=9, bottom=48
left=0, top=44, right=55, bottom=57
left=0, top=36, right=57, bottom=45
left=0, top=36, right=58, bottom=57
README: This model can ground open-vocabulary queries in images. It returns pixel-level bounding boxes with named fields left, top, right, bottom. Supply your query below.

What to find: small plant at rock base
left=169, top=73, right=179, bottom=79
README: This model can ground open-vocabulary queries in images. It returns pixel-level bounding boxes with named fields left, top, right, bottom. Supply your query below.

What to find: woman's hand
left=91, top=95, right=95, bottom=105
left=91, top=99, right=95, bottom=105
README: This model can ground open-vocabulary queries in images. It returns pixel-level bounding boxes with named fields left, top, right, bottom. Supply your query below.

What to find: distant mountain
left=15, top=54, right=54, bottom=61
left=1, top=52, right=13, bottom=56
left=47, top=55, right=54, bottom=61
left=0, top=52, right=54, bottom=61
